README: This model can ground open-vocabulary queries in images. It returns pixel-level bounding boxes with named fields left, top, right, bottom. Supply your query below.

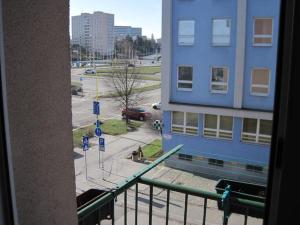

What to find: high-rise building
left=72, top=11, right=114, bottom=55
left=114, top=26, right=142, bottom=41
left=161, top=0, right=280, bottom=184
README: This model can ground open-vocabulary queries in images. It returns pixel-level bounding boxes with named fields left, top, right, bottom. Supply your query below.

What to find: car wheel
left=153, top=106, right=157, bottom=110
left=139, top=116, right=144, bottom=121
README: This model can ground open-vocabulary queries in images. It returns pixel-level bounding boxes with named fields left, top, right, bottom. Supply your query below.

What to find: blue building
left=161, top=0, right=280, bottom=184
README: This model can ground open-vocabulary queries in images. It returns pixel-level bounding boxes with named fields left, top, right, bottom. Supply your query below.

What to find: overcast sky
left=70, top=0, right=162, bottom=39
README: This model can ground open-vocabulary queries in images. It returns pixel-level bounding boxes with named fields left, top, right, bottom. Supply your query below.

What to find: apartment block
left=161, top=0, right=280, bottom=184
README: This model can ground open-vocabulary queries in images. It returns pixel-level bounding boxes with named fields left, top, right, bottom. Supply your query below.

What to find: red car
left=122, top=107, right=152, bottom=121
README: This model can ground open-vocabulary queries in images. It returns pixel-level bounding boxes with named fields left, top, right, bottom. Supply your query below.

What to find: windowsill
left=171, top=131, right=198, bottom=137
left=250, top=92, right=269, bottom=97
left=253, top=43, right=273, bottom=47
left=177, top=88, right=193, bottom=92
left=240, top=140, right=270, bottom=146
left=210, top=90, right=228, bottom=95
left=202, top=135, right=233, bottom=142
left=212, top=44, right=231, bottom=47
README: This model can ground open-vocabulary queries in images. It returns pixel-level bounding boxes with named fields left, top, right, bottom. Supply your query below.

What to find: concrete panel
left=1, top=0, right=77, bottom=224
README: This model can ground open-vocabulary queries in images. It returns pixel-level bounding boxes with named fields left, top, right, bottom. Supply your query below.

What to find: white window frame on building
left=178, top=20, right=195, bottom=46
left=253, top=18, right=273, bottom=46
left=251, top=68, right=271, bottom=96
left=241, top=118, right=272, bottom=145
left=210, top=66, right=229, bottom=94
left=177, top=65, right=193, bottom=91
left=203, top=114, right=233, bottom=140
left=171, top=111, right=199, bottom=135
left=212, top=18, right=231, bottom=46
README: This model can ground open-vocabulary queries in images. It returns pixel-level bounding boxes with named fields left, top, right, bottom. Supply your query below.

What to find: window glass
left=178, top=20, right=195, bottom=45
left=178, top=66, right=193, bottom=81
left=243, top=118, right=257, bottom=134
left=211, top=67, right=228, bottom=92
left=254, top=18, right=273, bottom=45
left=220, top=116, right=233, bottom=131
left=205, top=114, right=218, bottom=129
left=259, top=120, right=272, bottom=135
left=172, top=111, right=184, bottom=125
left=212, top=19, right=231, bottom=46
left=252, top=69, right=270, bottom=94
left=186, top=113, right=198, bottom=127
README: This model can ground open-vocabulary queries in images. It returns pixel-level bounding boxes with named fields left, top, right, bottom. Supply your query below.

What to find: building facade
left=72, top=11, right=114, bottom=55
left=161, top=0, right=280, bottom=184
left=114, top=26, right=142, bottom=41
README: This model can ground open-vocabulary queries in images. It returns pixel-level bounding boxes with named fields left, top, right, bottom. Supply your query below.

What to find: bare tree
left=111, top=59, right=141, bottom=125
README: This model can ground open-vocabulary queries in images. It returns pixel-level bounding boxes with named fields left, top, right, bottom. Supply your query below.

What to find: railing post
left=221, top=185, right=231, bottom=225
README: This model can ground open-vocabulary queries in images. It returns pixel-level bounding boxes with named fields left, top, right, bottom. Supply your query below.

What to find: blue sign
left=95, top=127, right=102, bottom=137
left=96, top=120, right=101, bottom=128
left=93, top=101, right=100, bottom=115
left=82, top=136, right=89, bottom=151
left=99, top=137, right=105, bottom=152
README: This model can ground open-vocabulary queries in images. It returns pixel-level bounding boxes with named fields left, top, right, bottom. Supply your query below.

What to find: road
left=71, top=68, right=161, bottom=128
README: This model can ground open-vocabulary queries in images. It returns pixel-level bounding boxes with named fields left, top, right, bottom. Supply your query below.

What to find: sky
left=70, top=0, right=162, bottom=39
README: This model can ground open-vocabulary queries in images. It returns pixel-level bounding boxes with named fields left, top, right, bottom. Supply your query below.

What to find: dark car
left=122, top=107, right=152, bottom=121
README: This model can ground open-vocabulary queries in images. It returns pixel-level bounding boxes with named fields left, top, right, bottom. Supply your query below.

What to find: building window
left=172, top=111, right=198, bottom=135
left=178, top=20, right=195, bottom=45
left=242, top=118, right=272, bottom=144
left=177, top=66, right=193, bottom=90
left=208, top=158, right=224, bottom=167
left=246, top=165, right=263, bottom=173
left=251, top=68, right=270, bottom=96
left=211, top=67, right=229, bottom=93
left=212, top=19, right=231, bottom=46
left=253, top=18, right=273, bottom=46
left=204, top=114, right=233, bottom=140
left=178, top=153, right=193, bottom=161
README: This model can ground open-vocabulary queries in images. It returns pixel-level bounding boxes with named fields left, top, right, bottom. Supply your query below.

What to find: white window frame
left=212, top=18, right=231, bottom=46
left=210, top=66, right=229, bottom=94
left=171, top=112, right=199, bottom=135
left=250, top=68, right=271, bottom=96
left=241, top=118, right=272, bottom=145
left=178, top=20, right=195, bottom=46
left=253, top=17, right=273, bottom=47
left=177, top=65, right=193, bottom=91
left=203, top=114, right=233, bottom=140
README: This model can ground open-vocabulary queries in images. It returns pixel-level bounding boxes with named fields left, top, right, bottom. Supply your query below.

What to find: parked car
left=84, top=69, right=96, bottom=74
left=122, top=107, right=152, bottom=121
left=152, top=102, right=161, bottom=110
left=128, top=63, right=135, bottom=67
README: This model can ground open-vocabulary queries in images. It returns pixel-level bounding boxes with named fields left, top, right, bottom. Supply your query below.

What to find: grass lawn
left=96, top=66, right=161, bottom=75
left=100, top=83, right=161, bottom=98
left=142, top=139, right=163, bottom=159
left=73, top=125, right=95, bottom=148
left=101, top=119, right=143, bottom=135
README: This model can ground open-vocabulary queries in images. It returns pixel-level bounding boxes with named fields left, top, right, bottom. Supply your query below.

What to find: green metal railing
left=77, top=144, right=265, bottom=225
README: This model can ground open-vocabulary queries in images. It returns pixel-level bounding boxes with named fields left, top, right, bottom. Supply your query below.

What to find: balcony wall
left=1, top=0, right=77, bottom=224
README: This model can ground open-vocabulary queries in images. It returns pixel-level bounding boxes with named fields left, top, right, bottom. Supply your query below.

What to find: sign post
left=99, top=137, right=105, bottom=179
left=82, top=136, right=89, bottom=180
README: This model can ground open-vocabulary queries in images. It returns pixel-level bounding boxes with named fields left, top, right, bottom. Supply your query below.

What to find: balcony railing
left=77, top=145, right=265, bottom=225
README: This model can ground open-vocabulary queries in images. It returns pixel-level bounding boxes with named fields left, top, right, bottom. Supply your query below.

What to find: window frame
left=253, top=17, right=274, bottom=47
left=250, top=68, right=271, bottom=96
left=212, top=18, right=231, bottom=46
left=241, top=118, right=272, bottom=145
left=208, top=158, right=224, bottom=167
left=210, top=66, right=229, bottom=94
left=203, top=114, right=234, bottom=140
left=177, top=65, right=193, bottom=91
left=178, top=19, right=195, bottom=46
left=171, top=111, right=199, bottom=135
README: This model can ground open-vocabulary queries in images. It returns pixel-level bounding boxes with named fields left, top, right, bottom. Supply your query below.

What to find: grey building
left=72, top=11, right=114, bottom=55
left=114, top=26, right=142, bottom=41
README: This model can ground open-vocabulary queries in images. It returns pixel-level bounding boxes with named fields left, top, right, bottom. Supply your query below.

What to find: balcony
left=77, top=145, right=264, bottom=225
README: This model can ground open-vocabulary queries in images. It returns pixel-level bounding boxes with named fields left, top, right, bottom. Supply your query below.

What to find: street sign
left=82, top=136, right=89, bottom=151
left=93, top=101, right=100, bottom=115
left=95, top=127, right=102, bottom=137
left=99, top=137, right=105, bottom=152
left=153, top=120, right=161, bottom=130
